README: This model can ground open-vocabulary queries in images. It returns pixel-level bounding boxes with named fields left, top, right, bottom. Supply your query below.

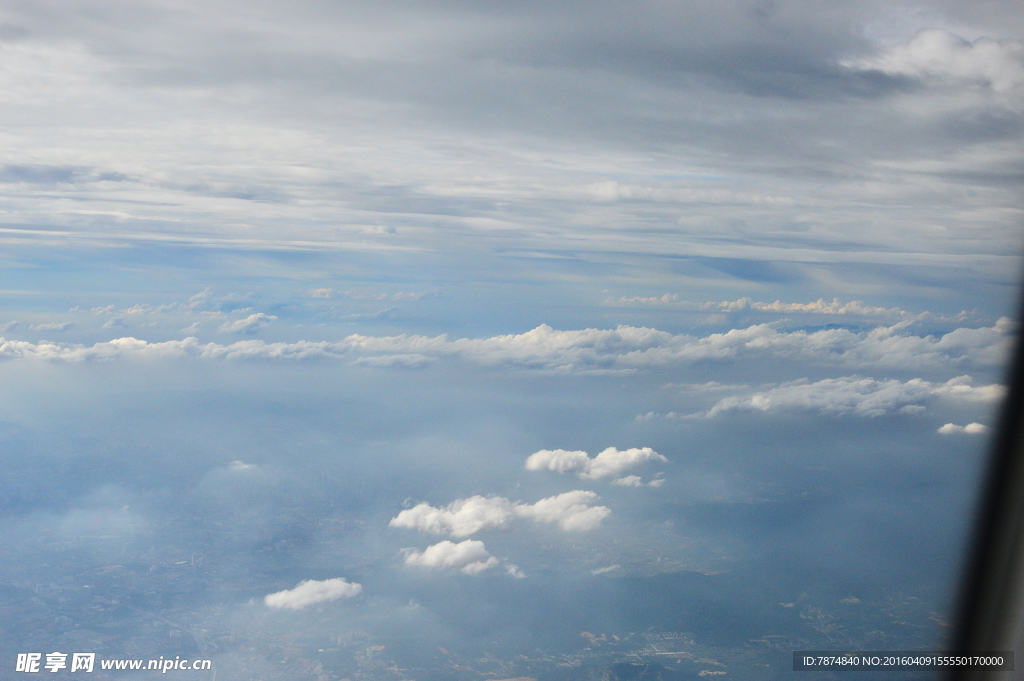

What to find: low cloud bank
left=0, top=318, right=1012, bottom=372
left=693, top=375, right=1004, bottom=419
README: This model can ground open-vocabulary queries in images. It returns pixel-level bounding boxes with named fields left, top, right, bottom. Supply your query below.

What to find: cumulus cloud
left=694, top=375, right=1005, bottom=419
left=937, top=422, right=989, bottom=435
left=849, top=29, right=1024, bottom=92
left=512, top=491, right=612, bottom=531
left=0, top=319, right=1012, bottom=371
left=525, top=447, right=666, bottom=480
left=389, top=491, right=611, bottom=536
left=402, top=540, right=499, bottom=575
left=264, top=577, right=362, bottom=609
left=218, top=313, right=277, bottom=334
left=390, top=496, right=516, bottom=536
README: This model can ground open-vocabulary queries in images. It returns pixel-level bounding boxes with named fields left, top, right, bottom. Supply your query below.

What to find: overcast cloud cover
left=0, top=1, right=1021, bottom=679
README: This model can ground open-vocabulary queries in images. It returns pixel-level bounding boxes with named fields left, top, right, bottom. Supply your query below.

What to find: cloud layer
left=693, top=375, right=1004, bottom=418
left=0, top=318, right=1012, bottom=372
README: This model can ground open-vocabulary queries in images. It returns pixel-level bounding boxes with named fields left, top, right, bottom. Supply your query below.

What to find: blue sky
left=0, top=1, right=1022, bottom=678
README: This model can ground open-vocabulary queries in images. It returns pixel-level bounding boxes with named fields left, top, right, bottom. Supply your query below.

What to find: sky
left=0, top=1, right=1022, bottom=680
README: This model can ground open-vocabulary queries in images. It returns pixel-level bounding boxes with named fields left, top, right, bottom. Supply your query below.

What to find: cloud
left=390, top=496, right=517, bottom=536
left=591, top=565, right=622, bottom=576
left=389, top=491, right=611, bottom=536
left=264, top=577, right=362, bottom=609
left=512, top=491, right=612, bottom=531
left=0, top=319, right=1013, bottom=372
left=695, top=375, right=1005, bottom=419
left=525, top=447, right=666, bottom=480
left=607, top=294, right=907, bottom=314
left=506, top=564, right=527, bottom=579
left=29, top=322, right=71, bottom=332
left=848, top=29, right=1024, bottom=92
left=1, top=321, right=19, bottom=332
left=310, top=318, right=1017, bottom=372
left=187, top=289, right=211, bottom=308
left=218, top=313, right=277, bottom=334
left=611, top=475, right=665, bottom=488
left=402, top=540, right=499, bottom=575
left=937, top=422, right=989, bottom=435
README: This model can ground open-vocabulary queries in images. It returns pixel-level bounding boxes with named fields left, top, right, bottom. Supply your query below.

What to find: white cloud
left=506, top=564, right=527, bottom=579
left=0, top=321, right=18, bottom=332
left=611, top=475, right=665, bottom=488
left=187, top=289, right=211, bottom=308
left=0, top=319, right=1012, bottom=372
left=29, top=322, right=70, bottom=332
left=390, top=496, right=516, bottom=536
left=938, top=422, right=989, bottom=435
left=525, top=447, right=666, bottom=480
left=218, top=313, right=277, bottom=334
left=695, top=375, right=1005, bottom=419
left=606, top=295, right=912, bottom=318
left=264, top=577, right=362, bottom=609
left=513, top=491, right=612, bottom=531
left=389, top=491, right=611, bottom=536
left=591, top=564, right=622, bottom=576
left=850, top=29, right=1024, bottom=93
left=402, top=539, right=499, bottom=575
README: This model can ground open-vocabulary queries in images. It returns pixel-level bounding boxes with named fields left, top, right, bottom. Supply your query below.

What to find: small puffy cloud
left=390, top=491, right=611, bottom=536
left=403, top=539, right=498, bottom=575
left=218, top=313, right=277, bottom=334
left=695, top=375, right=1005, bottom=419
left=102, top=318, right=128, bottom=329
left=390, top=496, right=516, bottom=536
left=514, top=491, right=611, bottom=531
left=525, top=447, right=666, bottom=480
left=506, top=564, right=527, bottom=579
left=849, top=29, right=1024, bottom=93
left=309, top=288, right=334, bottom=298
left=1, top=321, right=19, bottom=332
left=937, top=423, right=989, bottom=435
left=264, top=578, right=362, bottom=609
